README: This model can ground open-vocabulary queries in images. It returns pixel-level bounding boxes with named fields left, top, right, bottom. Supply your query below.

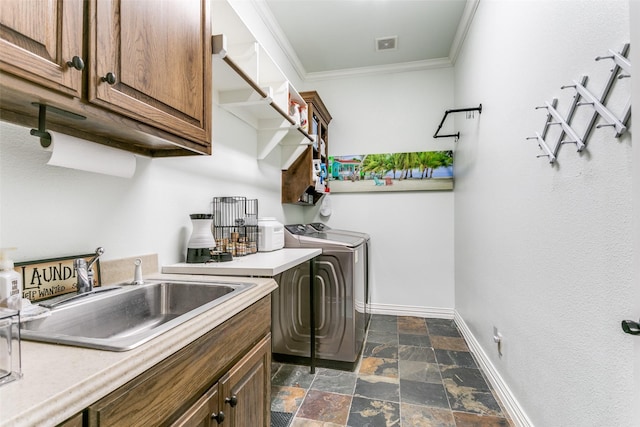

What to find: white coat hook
left=526, top=133, right=556, bottom=164
left=527, top=42, right=631, bottom=165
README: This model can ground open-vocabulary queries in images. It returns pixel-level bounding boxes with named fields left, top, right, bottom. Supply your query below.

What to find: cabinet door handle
left=66, top=56, right=84, bottom=71
left=621, top=319, right=640, bottom=335
left=224, top=395, right=238, bottom=407
left=211, top=410, right=225, bottom=423
left=101, top=72, right=117, bottom=85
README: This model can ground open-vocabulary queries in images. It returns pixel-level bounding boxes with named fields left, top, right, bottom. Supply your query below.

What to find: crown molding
left=304, top=58, right=453, bottom=81
left=449, top=0, right=480, bottom=65
left=252, top=0, right=477, bottom=82
left=250, top=0, right=308, bottom=81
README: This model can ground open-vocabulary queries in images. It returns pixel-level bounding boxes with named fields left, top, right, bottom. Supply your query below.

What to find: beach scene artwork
left=328, top=151, right=453, bottom=193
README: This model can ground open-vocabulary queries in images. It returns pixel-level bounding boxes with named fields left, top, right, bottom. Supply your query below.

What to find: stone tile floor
left=271, top=314, right=514, bottom=427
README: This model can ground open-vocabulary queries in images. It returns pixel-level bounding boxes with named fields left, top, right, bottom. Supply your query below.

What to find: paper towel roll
left=45, top=131, right=136, bottom=178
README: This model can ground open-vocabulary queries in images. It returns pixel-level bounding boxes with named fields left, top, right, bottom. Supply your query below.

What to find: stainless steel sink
left=20, top=280, right=255, bottom=351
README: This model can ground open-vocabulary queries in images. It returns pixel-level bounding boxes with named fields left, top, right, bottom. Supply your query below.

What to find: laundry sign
left=15, top=254, right=101, bottom=302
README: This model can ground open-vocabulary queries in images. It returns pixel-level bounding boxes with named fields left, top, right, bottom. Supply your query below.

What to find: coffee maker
left=186, top=213, right=215, bottom=263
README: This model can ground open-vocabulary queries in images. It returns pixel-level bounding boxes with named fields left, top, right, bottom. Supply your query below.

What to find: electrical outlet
left=493, top=326, right=503, bottom=357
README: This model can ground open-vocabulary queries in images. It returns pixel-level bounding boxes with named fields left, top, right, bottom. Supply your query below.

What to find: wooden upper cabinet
left=0, top=0, right=212, bottom=155
left=281, top=91, right=332, bottom=205
left=89, top=0, right=212, bottom=146
left=0, top=0, right=83, bottom=97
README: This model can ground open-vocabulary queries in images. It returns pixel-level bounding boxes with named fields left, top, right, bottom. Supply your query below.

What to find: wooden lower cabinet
left=86, top=296, right=271, bottom=427
left=172, top=336, right=271, bottom=427
left=219, top=336, right=271, bottom=427
left=56, top=412, right=83, bottom=427
left=172, top=385, right=220, bottom=427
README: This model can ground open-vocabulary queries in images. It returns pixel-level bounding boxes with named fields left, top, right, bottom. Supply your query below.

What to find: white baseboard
left=367, top=303, right=533, bottom=425
left=453, top=311, right=534, bottom=427
left=368, top=302, right=454, bottom=319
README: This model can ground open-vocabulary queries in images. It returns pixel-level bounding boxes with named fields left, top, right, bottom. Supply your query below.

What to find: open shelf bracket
left=433, top=104, right=482, bottom=141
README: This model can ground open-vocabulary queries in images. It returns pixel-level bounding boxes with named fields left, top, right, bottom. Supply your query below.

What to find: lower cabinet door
left=220, top=335, right=271, bottom=427
left=171, top=385, right=220, bottom=427
left=56, top=412, right=83, bottom=427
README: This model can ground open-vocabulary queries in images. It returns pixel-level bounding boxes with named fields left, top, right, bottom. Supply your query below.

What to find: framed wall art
left=328, top=151, right=453, bottom=193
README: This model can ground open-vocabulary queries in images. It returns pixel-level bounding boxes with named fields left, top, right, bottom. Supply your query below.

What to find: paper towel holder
left=29, top=103, right=86, bottom=148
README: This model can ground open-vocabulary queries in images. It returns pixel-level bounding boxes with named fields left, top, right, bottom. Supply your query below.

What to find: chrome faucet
left=74, top=247, right=104, bottom=294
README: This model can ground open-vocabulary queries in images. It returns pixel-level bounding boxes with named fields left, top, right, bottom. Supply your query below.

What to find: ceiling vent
left=375, top=36, right=398, bottom=52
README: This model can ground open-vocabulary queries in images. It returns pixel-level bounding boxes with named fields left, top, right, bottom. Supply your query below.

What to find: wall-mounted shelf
left=211, top=1, right=312, bottom=170
left=281, top=91, right=332, bottom=205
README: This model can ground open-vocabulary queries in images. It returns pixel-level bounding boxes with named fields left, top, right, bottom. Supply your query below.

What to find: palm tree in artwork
left=418, top=151, right=453, bottom=178
left=361, top=151, right=453, bottom=180
left=388, top=153, right=405, bottom=179
left=361, top=154, right=388, bottom=178
left=399, top=152, right=420, bottom=179
left=434, top=151, right=453, bottom=177
left=390, top=153, right=402, bottom=179
left=417, top=152, right=428, bottom=178
left=418, top=152, right=436, bottom=178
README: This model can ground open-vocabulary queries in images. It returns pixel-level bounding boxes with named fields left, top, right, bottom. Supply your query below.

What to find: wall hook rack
left=433, top=104, right=482, bottom=141
left=527, top=43, right=631, bottom=164
left=29, top=103, right=86, bottom=148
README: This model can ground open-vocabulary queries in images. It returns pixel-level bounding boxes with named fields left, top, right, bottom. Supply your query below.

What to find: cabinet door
left=89, top=0, right=211, bottom=146
left=282, top=91, right=332, bottom=204
left=56, top=412, right=83, bottom=427
left=171, top=385, right=221, bottom=427
left=220, top=335, right=271, bottom=427
left=0, top=0, right=83, bottom=97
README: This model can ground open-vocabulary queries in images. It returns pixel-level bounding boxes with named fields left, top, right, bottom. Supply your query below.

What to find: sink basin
left=20, top=280, right=255, bottom=351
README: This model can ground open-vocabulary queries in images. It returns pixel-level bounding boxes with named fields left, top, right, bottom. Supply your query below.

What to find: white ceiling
left=257, top=0, right=476, bottom=80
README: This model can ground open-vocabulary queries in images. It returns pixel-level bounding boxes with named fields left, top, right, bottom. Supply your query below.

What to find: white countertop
left=162, top=248, right=321, bottom=277
left=0, top=274, right=277, bottom=427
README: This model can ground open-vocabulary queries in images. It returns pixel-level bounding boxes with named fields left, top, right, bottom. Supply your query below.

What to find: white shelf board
left=212, top=0, right=256, bottom=45
left=211, top=1, right=312, bottom=169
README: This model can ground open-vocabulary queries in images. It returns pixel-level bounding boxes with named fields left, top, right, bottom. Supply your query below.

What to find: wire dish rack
left=212, top=197, right=258, bottom=256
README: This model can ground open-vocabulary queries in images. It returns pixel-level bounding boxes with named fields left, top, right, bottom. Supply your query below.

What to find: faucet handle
left=87, top=247, right=104, bottom=269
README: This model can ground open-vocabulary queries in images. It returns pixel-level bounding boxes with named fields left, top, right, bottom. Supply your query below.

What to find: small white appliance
left=257, top=218, right=284, bottom=252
